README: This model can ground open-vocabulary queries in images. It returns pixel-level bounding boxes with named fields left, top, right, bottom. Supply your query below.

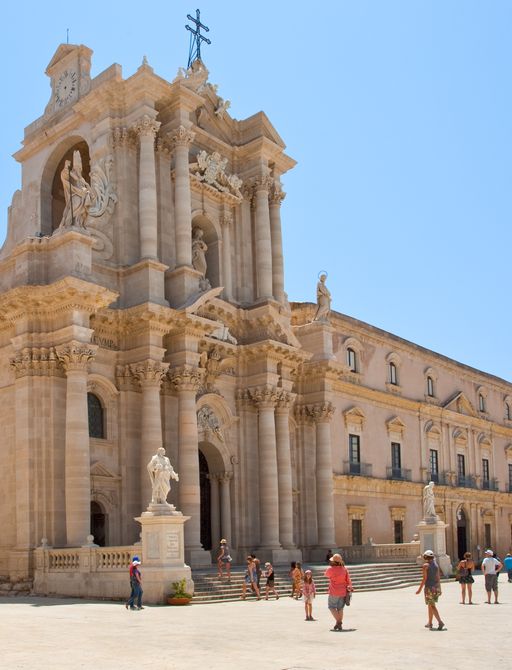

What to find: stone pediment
left=443, top=392, right=477, bottom=417
left=386, top=416, right=406, bottom=436
left=90, top=461, right=116, bottom=478
left=45, top=43, right=92, bottom=75
left=344, top=406, right=365, bottom=428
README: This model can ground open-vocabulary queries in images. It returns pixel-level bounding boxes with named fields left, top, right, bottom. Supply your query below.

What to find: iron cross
left=185, top=9, right=211, bottom=67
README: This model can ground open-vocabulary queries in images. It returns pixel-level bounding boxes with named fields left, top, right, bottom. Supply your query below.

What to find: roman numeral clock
left=44, top=43, right=92, bottom=115
left=55, top=69, right=78, bottom=107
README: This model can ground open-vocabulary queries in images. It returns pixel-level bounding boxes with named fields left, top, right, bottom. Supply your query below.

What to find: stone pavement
left=1, top=574, right=509, bottom=669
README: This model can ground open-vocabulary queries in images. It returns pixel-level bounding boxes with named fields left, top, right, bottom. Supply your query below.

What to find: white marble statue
left=313, top=273, right=332, bottom=323
left=192, top=227, right=208, bottom=278
left=59, top=150, right=95, bottom=229
left=423, top=481, right=437, bottom=519
left=147, top=447, right=179, bottom=506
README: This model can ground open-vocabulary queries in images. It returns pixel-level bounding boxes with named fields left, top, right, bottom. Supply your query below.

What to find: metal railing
left=481, top=478, right=499, bottom=492
left=343, top=461, right=373, bottom=477
left=457, top=475, right=475, bottom=489
left=386, top=467, right=412, bottom=481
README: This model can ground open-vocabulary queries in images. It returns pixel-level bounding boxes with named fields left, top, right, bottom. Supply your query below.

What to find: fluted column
left=269, top=182, right=286, bottom=304
left=251, top=386, right=281, bottom=547
left=130, top=360, right=169, bottom=510
left=220, top=211, right=233, bottom=301
left=252, top=177, right=274, bottom=300
left=169, top=126, right=195, bottom=267
left=220, top=472, right=233, bottom=544
left=56, top=341, right=97, bottom=547
left=275, top=393, right=296, bottom=548
left=208, top=474, right=221, bottom=550
left=170, top=365, right=204, bottom=549
left=134, top=115, right=161, bottom=259
left=311, top=402, right=336, bottom=547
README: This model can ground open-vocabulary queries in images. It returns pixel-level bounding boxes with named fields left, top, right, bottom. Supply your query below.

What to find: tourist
left=250, top=553, right=262, bottom=590
left=292, top=561, right=304, bottom=600
left=241, top=556, right=260, bottom=600
left=503, top=553, right=512, bottom=582
left=416, top=550, right=444, bottom=630
left=325, top=553, right=353, bottom=631
left=325, top=549, right=333, bottom=563
left=126, top=556, right=143, bottom=611
left=456, top=552, right=475, bottom=604
left=263, top=561, right=280, bottom=600
left=482, top=549, right=502, bottom=604
left=302, top=569, right=316, bottom=621
left=217, top=539, right=232, bottom=580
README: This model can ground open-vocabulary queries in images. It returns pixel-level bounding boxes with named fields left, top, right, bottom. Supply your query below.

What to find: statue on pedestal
left=313, top=272, right=331, bottom=323
left=59, top=150, right=95, bottom=229
left=147, top=447, right=179, bottom=506
left=423, top=481, right=437, bottom=519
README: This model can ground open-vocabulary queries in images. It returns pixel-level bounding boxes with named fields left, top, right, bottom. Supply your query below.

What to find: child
left=292, top=561, right=304, bottom=600
left=264, top=561, right=280, bottom=600
left=302, top=569, right=316, bottom=620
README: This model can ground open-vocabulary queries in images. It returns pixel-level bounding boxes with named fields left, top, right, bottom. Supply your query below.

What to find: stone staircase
left=191, top=562, right=422, bottom=604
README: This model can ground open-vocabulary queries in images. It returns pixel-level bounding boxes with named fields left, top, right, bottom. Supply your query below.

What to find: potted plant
left=167, top=578, right=193, bottom=605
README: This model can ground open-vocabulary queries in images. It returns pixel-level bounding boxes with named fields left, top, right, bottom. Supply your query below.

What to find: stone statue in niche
left=59, top=150, right=95, bottom=228
left=147, top=447, right=179, bottom=507
left=192, top=227, right=211, bottom=290
left=313, top=273, right=331, bottom=323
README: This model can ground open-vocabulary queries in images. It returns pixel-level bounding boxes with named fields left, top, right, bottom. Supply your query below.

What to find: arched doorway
left=199, top=450, right=211, bottom=550
left=457, top=507, right=468, bottom=559
left=90, top=500, right=107, bottom=547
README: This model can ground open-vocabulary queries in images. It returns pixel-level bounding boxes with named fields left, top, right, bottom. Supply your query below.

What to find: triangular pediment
left=386, top=416, right=406, bottom=435
left=45, top=43, right=92, bottom=75
left=344, top=406, right=365, bottom=428
left=90, top=461, right=116, bottom=478
left=443, top=392, right=477, bottom=417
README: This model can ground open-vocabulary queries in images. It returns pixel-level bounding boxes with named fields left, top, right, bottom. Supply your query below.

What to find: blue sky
left=1, top=1, right=511, bottom=380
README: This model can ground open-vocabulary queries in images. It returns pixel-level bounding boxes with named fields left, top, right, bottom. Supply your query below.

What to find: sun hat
left=220, top=539, right=227, bottom=544
left=484, top=549, right=494, bottom=555
left=265, top=562, right=271, bottom=566
left=305, top=569, right=312, bottom=574
left=329, top=553, right=343, bottom=564
left=423, top=550, right=434, bottom=557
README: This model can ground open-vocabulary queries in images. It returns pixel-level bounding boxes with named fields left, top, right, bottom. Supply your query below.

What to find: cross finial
left=185, top=9, right=211, bottom=68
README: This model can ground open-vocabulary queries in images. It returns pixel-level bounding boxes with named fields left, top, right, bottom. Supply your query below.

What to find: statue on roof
left=313, top=273, right=331, bottom=323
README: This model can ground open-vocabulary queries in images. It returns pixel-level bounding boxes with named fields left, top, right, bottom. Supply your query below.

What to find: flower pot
left=167, top=596, right=192, bottom=606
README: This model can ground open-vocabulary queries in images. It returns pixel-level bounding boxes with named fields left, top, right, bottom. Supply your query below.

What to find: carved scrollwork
left=197, top=405, right=224, bottom=442
left=10, top=346, right=63, bottom=378
left=133, top=115, right=161, bottom=139
left=55, top=342, right=98, bottom=373
left=309, top=402, right=335, bottom=423
left=189, top=150, right=243, bottom=200
left=168, top=125, right=196, bottom=148
left=169, top=365, right=204, bottom=393
left=129, top=360, right=169, bottom=388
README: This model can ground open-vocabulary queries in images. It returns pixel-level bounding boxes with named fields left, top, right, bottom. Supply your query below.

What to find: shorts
left=220, top=556, right=232, bottom=563
left=424, top=586, right=441, bottom=605
left=304, top=594, right=314, bottom=604
left=328, top=595, right=346, bottom=610
left=485, top=574, right=498, bottom=592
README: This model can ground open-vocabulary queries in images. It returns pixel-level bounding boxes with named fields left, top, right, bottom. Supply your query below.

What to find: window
left=352, top=519, right=363, bottom=546
left=506, top=403, right=511, bottom=421
left=391, top=442, right=401, bottom=472
left=347, top=348, right=357, bottom=372
left=482, top=458, right=490, bottom=483
left=87, top=393, right=104, bottom=439
left=394, top=520, right=403, bottom=544
left=426, top=376, right=434, bottom=397
left=457, top=453, right=466, bottom=481
left=389, top=362, right=398, bottom=385
left=484, top=523, right=492, bottom=549
left=509, top=464, right=512, bottom=492
left=429, top=449, right=439, bottom=480
left=479, top=394, right=486, bottom=412
left=349, top=434, right=360, bottom=463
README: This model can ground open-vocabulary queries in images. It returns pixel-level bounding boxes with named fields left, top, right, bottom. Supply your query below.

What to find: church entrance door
left=199, top=449, right=212, bottom=550
left=90, top=501, right=107, bottom=547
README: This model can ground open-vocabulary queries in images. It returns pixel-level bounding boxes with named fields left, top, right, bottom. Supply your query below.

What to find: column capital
left=133, top=114, right=161, bottom=139
left=310, top=402, right=335, bottom=423
left=220, top=471, right=234, bottom=483
left=269, top=181, right=286, bottom=205
left=168, top=125, right=196, bottom=148
left=55, top=341, right=98, bottom=373
left=249, top=384, right=280, bottom=408
left=251, top=175, right=274, bottom=193
left=129, top=360, right=169, bottom=389
left=10, top=346, right=63, bottom=379
left=169, top=365, right=204, bottom=392
left=275, top=391, right=296, bottom=414
left=219, top=211, right=233, bottom=227
left=111, top=126, right=137, bottom=149
left=294, top=403, right=315, bottom=425
left=156, top=137, right=172, bottom=156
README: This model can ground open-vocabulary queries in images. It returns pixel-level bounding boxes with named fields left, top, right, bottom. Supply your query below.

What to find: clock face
left=55, top=69, right=78, bottom=107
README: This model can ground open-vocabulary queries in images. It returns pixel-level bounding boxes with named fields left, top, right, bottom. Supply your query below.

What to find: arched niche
left=192, top=212, right=221, bottom=289
left=40, top=136, right=91, bottom=235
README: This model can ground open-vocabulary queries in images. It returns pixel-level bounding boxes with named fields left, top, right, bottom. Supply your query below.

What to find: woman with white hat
left=416, top=550, right=444, bottom=630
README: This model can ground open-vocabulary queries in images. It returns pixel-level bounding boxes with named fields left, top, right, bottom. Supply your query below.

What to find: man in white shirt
left=481, top=549, right=502, bottom=604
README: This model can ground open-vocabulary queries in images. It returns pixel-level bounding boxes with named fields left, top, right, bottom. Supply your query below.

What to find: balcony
left=386, top=466, right=412, bottom=481
left=343, top=461, right=373, bottom=477
left=482, top=478, right=499, bottom=492
left=426, top=471, right=445, bottom=485
left=457, top=475, right=476, bottom=489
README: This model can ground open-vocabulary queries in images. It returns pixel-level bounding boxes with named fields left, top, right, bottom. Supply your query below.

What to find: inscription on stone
left=165, top=531, right=180, bottom=559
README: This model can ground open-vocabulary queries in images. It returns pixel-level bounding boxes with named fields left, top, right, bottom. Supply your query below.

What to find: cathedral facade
left=1, top=44, right=511, bottom=581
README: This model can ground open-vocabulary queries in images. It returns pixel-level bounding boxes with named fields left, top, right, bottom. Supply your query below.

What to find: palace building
left=1, top=43, right=511, bottom=582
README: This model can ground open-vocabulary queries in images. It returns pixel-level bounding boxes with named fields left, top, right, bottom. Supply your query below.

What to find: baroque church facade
left=1, top=44, right=511, bottom=581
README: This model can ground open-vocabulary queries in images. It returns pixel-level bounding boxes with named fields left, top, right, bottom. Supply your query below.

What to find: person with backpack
left=324, top=553, right=353, bottom=631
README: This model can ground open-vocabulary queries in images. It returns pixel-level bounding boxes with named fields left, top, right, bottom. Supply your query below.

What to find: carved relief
left=197, top=405, right=224, bottom=441
left=55, top=342, right=97, bottom=372
left=133, top=114, right=161, bottom=139
left=10, top=346, right=63, bottom=378
left=189, top=150, right=243, bottom=199
left=129, top=360, right=169, bottom=388
left=168, top=125, right=196, bottom=148
left=169, top=365, right=204, bottom=393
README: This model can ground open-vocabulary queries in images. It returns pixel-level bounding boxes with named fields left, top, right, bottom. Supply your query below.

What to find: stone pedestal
left=165, top=265, right=202, bottom=308
left=294, top=321, right=335, bottom=361
left=135, top=510, right=193, bottom=604
left=416, top=517, right=452, bottom=576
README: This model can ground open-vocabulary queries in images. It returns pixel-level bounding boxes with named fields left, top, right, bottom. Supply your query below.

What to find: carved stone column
left=130, top=360, right=169, bottom=510
left=169, top=126, right=195, bottom=267
left=269, top=182, right=286, bottom=304
left=170, top=365, right=209, bottom=562
left=56, top=341, right=98, bottom=547
left=220, top=471, right=233, bottom=545
left=220, top=211, right=233, bottom=301
left=208, top=473, right=221, bottom=551
left=251, top=386, right=281, bottom=548
left=252, top=177, right=274, bottom=300
left=311, top=402, right=336, bottom=548
left=134, top=115, right=161, bottom=260
left=275, top=393, right=296, bottom=549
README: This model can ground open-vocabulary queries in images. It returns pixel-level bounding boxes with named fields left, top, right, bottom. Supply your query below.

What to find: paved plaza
left=0, top=574, right=509, bottom=669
